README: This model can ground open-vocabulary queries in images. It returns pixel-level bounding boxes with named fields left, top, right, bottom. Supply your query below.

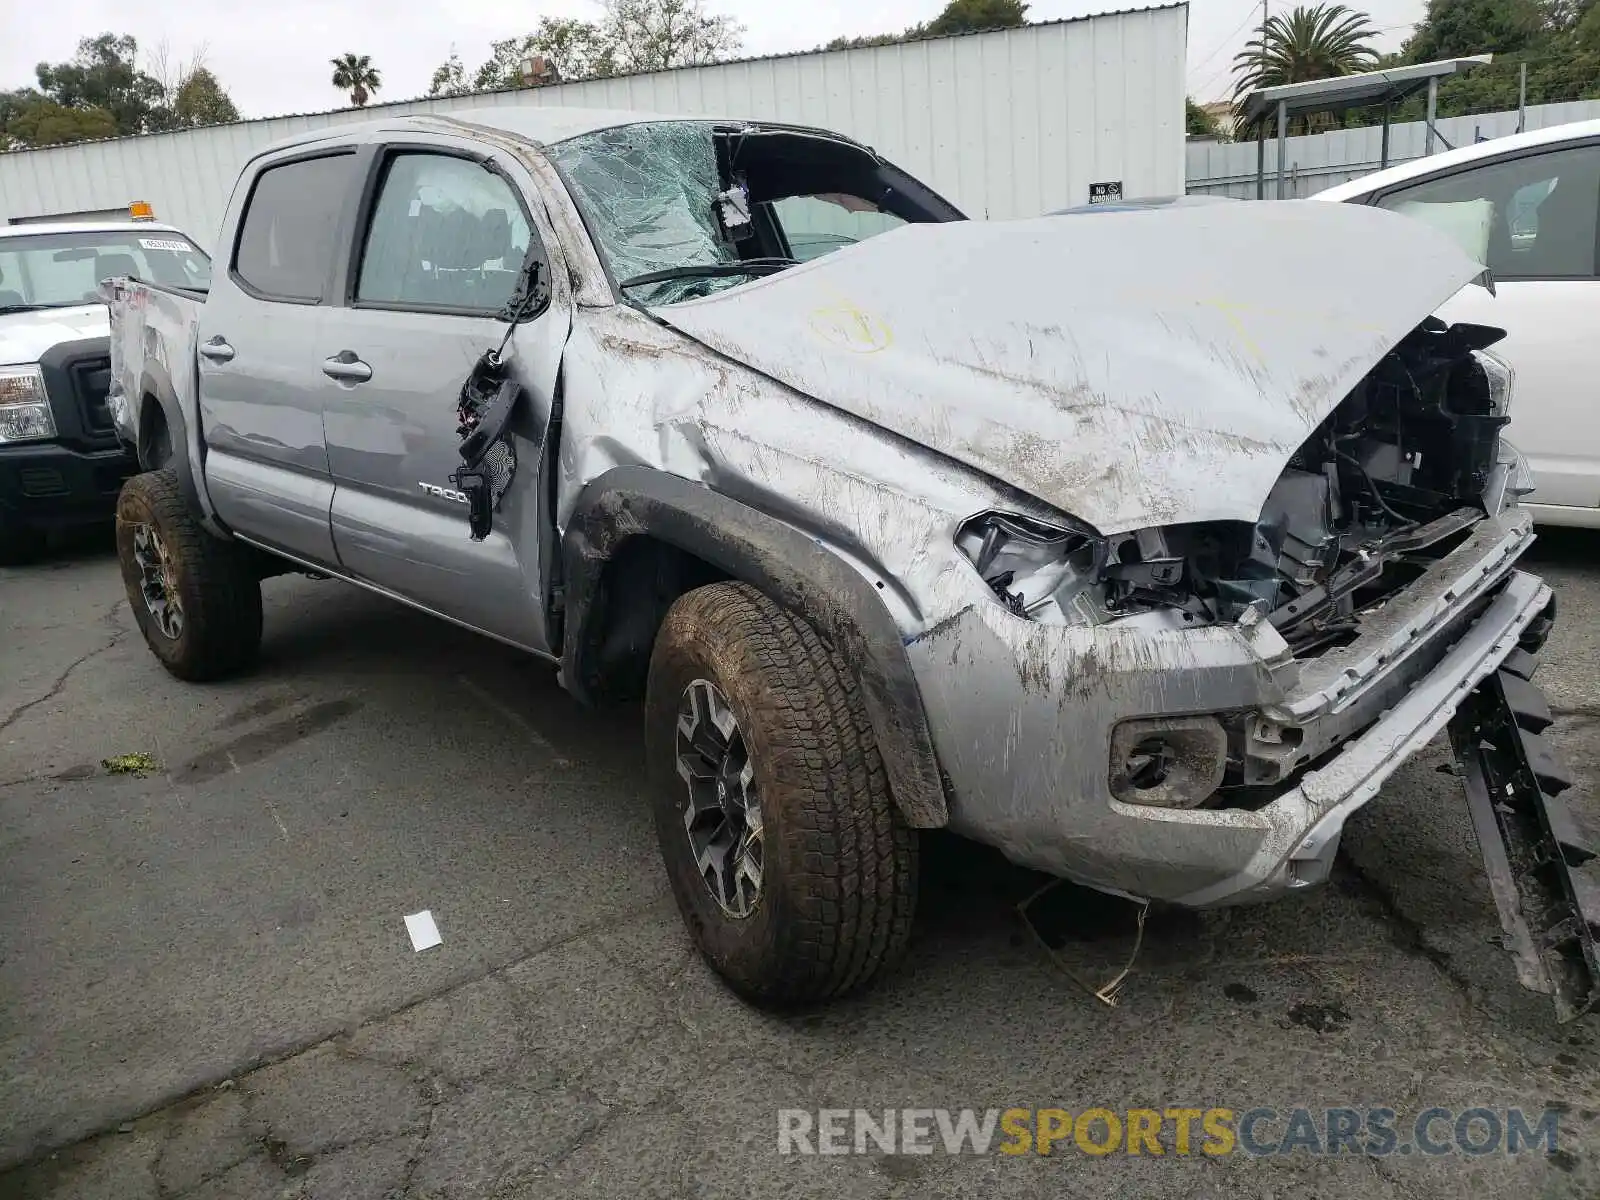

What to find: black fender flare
left=561, top=466, right=949, bottom=828
left=136, top=361, right=217, bottom=536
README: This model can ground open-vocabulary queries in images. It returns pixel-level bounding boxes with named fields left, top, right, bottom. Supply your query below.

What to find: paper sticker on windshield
left=139, top=237, right=194, bottom=252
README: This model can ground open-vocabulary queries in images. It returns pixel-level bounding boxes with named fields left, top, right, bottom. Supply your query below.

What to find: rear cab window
left=233, top=154, right=358, bottom=302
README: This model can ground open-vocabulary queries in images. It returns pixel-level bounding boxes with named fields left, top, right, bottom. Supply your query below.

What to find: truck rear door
left=198, top=149, right=361, bottom=565
left=318, top=138, right=569, bottom=652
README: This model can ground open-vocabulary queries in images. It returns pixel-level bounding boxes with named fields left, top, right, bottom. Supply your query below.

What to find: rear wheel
left=115, top=470, right=262, bottom=680
left=644, top=581, right=918, bottom=1005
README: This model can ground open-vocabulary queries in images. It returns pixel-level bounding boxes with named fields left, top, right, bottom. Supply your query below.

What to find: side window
left=771, top=195, right=905, bottom=263
left=356, top=153, right=533, bottom=312
left=1375, top=144, right=1600, bottom=280
left=234, top=154, right=356, bottom=301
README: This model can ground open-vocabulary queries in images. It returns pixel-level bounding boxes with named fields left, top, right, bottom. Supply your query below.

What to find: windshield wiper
left=618, top=258, right=798, bottom=291
left=0, top=303, right=57, bottom=315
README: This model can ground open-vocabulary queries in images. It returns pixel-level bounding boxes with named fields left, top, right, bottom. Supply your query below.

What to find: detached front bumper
left=905, top=509, right=1548, bottom=906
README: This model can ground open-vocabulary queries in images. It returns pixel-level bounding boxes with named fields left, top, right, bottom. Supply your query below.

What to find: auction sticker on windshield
left=139, top=238, right=195, bottom=252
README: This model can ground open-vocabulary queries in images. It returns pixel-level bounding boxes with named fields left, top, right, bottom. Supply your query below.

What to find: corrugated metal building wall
left=1185, top=99, right=1600, bottom=199
left=0, top=5, right=1187, bottom=247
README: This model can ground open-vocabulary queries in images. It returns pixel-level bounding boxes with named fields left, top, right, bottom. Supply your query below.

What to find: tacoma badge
left=418, top=482, right=468, bottom=504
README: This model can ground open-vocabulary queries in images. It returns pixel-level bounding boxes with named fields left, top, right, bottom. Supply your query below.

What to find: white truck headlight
left=0, top=365, right=56, bottom=443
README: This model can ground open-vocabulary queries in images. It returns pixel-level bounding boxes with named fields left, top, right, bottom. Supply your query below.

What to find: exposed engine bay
left=957, top=318, right=1519, bottom=656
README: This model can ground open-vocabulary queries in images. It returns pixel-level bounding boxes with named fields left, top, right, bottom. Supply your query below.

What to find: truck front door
left=319, top=141, right=568, bottom=653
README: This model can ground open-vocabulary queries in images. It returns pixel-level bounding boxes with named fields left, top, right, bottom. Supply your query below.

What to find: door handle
left=322, top=352, right=372, bottom=383
left=199, top=338, right=235, bottom=363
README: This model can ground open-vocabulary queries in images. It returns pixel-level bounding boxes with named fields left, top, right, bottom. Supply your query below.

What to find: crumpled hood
left=652, top=201, right=1485, bottom=533
left=0, top=304, right=108, bottom=366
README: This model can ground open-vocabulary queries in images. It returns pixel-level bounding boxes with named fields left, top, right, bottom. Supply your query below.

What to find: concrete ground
left=1, top=527, right=1598, bottom=1200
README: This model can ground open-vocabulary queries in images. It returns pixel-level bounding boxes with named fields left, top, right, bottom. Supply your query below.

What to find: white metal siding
left=0, top=6, right=1186, bottom=250
left=1186, top=99, right=1600, bottom=200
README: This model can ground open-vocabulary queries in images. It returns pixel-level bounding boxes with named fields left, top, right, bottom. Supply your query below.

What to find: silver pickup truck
left=107, top=107, right=1598, bottom=1015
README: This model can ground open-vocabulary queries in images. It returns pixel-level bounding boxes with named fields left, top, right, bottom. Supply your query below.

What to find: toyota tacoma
left=105, top=109, right=1597, bottom=1015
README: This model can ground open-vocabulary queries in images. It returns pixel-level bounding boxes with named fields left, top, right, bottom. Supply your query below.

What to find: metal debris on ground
left=1018, top=877, right=1150, bottom=1007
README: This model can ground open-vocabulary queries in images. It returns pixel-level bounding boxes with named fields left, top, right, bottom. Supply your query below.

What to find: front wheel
left=115, top=470, right=262, bottom=681
left=644, top=582, right=918, bottom=1006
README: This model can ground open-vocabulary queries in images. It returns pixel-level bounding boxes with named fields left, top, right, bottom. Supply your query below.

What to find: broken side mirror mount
left=452, top=263, right=549, bottom=541
left=504, top=257, right=551, bottom=323
left=714, top=176, right=755, bottom=244
left=452, top=362, right=520, bottom=542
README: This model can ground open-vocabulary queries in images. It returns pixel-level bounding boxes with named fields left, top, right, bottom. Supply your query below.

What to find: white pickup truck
left=105, top=107, right=1598, bottom=1017
left=0, top=219, right=209, bottom=560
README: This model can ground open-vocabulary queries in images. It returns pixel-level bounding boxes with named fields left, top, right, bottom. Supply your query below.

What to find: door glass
left=771, top=195, right=906, bottom=262
left=233, top=154, right=356, bottom=301
left=356, top=153, right=533, bottom=312
left=1376, top=144, right=1600, bottom=279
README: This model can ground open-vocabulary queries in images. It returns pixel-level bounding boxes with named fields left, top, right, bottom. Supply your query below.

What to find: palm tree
left=330, top=53, right=381, bottom=107
left=1230, top=4, right=1380, bottom=101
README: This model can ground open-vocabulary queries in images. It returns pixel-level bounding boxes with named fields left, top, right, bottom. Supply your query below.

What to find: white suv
left=1317, top=119, right=1600, bottom=527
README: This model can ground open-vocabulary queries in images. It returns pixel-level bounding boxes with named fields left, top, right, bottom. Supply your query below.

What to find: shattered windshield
left=544, top=121, right=748, bottom=306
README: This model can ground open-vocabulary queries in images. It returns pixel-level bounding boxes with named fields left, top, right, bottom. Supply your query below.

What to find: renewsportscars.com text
left=777, top=1106, right=1563, bottom=1158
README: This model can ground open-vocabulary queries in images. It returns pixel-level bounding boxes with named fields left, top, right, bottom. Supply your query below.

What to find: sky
left=2, top=0, right=1428, bottom=114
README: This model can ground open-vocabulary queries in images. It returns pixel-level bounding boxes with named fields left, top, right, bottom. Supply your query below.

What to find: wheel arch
left=135, top=360, right=223, bottom=538
left=559, top=466, right=949, bottom=828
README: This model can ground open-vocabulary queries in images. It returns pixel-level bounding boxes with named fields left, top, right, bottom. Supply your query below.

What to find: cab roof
left=251, top=107, right=862, bottom=159
left=1314, top=117, right=1600, bottom=202
left=0, top=221, right=189, bottom=240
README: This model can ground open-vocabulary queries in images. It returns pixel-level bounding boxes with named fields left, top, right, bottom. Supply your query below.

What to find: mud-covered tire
left=115, top=469, right=262, bottom=681
left=644, top=581, right=918, bottom=1006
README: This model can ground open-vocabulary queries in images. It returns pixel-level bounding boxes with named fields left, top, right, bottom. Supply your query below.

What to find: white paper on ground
left=404, top=910, right=442, bottom=952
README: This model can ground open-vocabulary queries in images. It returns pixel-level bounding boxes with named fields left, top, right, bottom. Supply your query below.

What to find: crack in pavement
left=0, top=601, right=128, bottom=736
left=396, top=1089, right=439, bottom=1200
left=1332, top=855, right=1477, bottom=996
left=0, top=896, right=676, bottom=1175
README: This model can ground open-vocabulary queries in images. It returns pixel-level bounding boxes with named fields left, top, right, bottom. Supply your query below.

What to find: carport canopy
left=1238, top=56, right=1493, bottom=198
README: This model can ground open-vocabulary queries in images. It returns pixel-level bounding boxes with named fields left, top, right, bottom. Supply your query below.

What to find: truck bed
left=104, top=277, right=206, bottom=459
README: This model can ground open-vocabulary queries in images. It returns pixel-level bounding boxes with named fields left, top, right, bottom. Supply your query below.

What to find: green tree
left=603, top=0, right=743, bottom=71
left=330, top=53, right=381, bottom=107
left=430, top=1, right=738, bottom=94
left=1580, top=0, right=1600, bottom=47
left=0, top=89, right=43, bottom=143
left=822, top=0, right=1029, bottom=51
left=428, top=54, right=474, bottom=97
left=3, top=98, right=118, bottom=147
left=1186, top=97, right=1224, bottom=137
left=33, top=33, right=163, bottom=135
left=1231, top=4, right=1382, bottom=99
left=470, top=21, right=616, bottom=89
left=524, top=17, right=619, bottom=80
left=1383, top=0, right=1600, bottom=119
left=1404, top=0, right=1544, bottom=59
left=825, top=30, right=920, bottom=49
left=925, top=0, right=1029, bottom=36
left=170, top=67, right=240, bottom=127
